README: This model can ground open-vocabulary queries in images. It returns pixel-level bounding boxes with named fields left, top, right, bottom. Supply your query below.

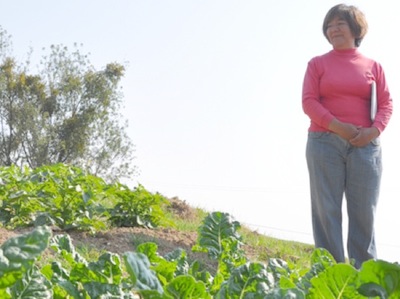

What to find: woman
left=302, top=4, right=393, bottom=268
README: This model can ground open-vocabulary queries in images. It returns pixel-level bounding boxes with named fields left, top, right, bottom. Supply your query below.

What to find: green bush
left=0, top=164, right=171, bottom=232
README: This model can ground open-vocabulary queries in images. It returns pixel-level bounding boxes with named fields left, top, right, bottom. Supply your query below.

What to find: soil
left=0, top=197, right=226, bottom=270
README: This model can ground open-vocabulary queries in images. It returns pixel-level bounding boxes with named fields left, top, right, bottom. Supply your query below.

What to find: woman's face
left=326, top=16, right=356, bottom=49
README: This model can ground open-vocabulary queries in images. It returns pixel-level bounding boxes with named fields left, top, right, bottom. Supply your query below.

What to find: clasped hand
left=329, top=120, right=379, bottom=147
left=349, top=127, right=378, bottom=147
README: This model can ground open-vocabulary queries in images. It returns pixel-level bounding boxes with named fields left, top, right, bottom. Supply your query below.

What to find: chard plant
left=1, top=213, right=400, bottom=298
left=107, top=183, right=172, bottom=229
left=1, top=164, right=400, bottom=297
left=0, top=164, right=171, bottom=232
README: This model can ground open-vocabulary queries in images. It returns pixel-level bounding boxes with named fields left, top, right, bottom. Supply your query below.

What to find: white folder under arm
left=371, top=81, right=377, bottom=121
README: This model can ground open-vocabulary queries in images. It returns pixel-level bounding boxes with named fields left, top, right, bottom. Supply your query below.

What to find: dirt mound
left=0, top=196, right=216, bottom=269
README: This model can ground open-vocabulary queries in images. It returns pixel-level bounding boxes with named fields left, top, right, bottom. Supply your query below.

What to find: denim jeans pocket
left=308, top=131, right=328, bottom=139
left=370, top=137, right=380, bottom=146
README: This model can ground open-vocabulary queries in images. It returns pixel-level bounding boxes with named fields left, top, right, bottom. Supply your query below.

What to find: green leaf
left=83, top=281, right=127, bottom=298
left=0, top=226, right=51, bottom=289
left=165, top=275, right=211, bottom=299
left=268, top=258, right=291, bottom=284
left=308, top=263, right=364, bottom=298
left=216, top=262, right=274, bottom=298
left=296, top=248, right=337, bottom=292
left=311, top=248, right=336, bottom=267
left=137, top=242, right=163, bottom=264
left=358, top=259, right=400, bottom=298
left=357, top=283, right=387, bottom=299
left=50, top=234, right=86, bottom=265
left=47, top=261, right=71, bottom=282
left=0, top=289, right=11, bottom=299
left=70, top=262, right=101, bottom=284
left=196, top=211, right=242, bottom=259
left=136, top=242, right=180, bottom=285
left=70, top=252, right=122, bottom=285
left=165, top=248, right=189, bottom=276
left=188, top=260, right=213, bottom=287
left=52, top=279, right=84, bottom=299
left=123, top=252, right=163, bottom=293
left=10, top=267, right=53, bottom=299
left=87, top=252, right=122, bottom=284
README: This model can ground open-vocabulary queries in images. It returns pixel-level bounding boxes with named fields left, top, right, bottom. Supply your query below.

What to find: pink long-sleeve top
left=302, top=48, right=393, bottom=133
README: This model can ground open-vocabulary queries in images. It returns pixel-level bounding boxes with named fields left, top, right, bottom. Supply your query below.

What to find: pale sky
left=2, top=0, right=400, bottom=262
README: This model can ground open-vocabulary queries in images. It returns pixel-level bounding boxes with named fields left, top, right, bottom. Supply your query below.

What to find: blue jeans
left=306, top=132, right=382, bottom=268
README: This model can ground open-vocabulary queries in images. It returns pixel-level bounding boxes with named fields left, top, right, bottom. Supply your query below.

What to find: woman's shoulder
left=308, top=50, right=333, bottom=62
left=307, top=51, right=333, bottom=67
left=355, top=51, right=383, bottom=69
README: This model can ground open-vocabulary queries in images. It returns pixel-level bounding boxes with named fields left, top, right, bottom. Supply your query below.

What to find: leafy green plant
left=31, top=164, right=108, bottom=231
left=0, top=226, right=52, bottom=298
left=0, top=165, right=44, bottom=228
left=0, top=164, right=172, bottom=232
left=2, top=165, right=400, bottom=297
left=194, top=211, right=247, bottom=291
left=0, top=164, right=107, bottom=231
left=2, top=215, right=400, bottom=298
left=108, top=183, right=172, bottom=228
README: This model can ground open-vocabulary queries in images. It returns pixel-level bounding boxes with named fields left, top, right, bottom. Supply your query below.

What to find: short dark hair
left=322, top=4, right=368, bottom=47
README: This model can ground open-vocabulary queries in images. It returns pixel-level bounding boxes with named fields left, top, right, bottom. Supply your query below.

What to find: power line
left=243, top=221, right=312, bottom=237
left=243, top=221, right=400, bottom=251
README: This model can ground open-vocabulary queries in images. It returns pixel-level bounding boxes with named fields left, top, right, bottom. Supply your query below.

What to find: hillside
left=0, top=196, right=314, bottom=270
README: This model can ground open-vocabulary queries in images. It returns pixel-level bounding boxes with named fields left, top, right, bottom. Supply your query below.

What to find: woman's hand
left=328, top=119, right=380, bottom=147
left=328, top=119, right=359, bottom=140
left=349, top=127, right=380, bottom=147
